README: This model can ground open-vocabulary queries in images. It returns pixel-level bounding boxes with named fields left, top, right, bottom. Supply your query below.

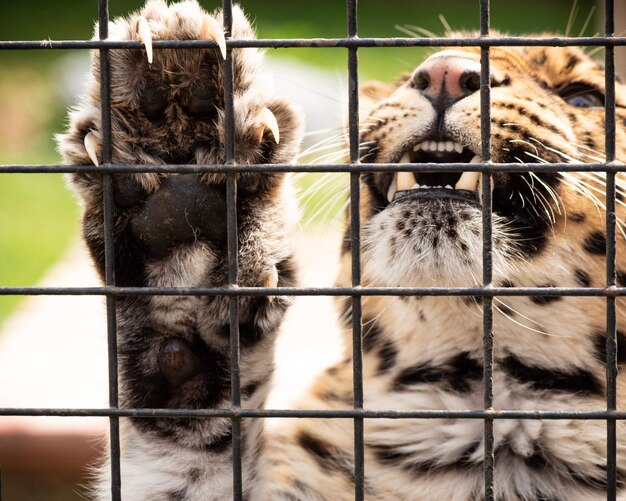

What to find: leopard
left=57, top=1, right=626, bottom=500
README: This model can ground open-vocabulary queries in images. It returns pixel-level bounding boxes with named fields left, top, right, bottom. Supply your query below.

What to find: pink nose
left=412, top=54, right=482, bottom=105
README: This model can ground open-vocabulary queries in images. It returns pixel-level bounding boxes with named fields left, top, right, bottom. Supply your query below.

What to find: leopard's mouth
left=386, top=139, right=483, bottom=206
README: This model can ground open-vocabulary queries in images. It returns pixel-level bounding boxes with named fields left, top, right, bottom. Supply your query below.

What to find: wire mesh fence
left=0, top=0, right=625, bottom=500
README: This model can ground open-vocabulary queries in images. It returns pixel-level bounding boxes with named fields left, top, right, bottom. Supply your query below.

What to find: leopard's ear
left=358, top=81, right=396, bottom=121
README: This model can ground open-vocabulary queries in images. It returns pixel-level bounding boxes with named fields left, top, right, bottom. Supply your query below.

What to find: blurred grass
left=0, top=0, right=596, bottom=326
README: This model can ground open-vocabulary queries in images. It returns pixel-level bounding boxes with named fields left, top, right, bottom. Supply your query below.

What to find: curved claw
left=136, top=16, right=153, bottom=64
left=84, top=132, right=100, bottom=166
left=259, top=107, right=280, bottom=145
left=264, top=265, right=279, bottom=303
left=201, top=15, right=227, bottom=59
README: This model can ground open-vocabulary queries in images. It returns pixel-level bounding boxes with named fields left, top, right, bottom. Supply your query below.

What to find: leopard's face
left=357, top=41, right=626, bottom=289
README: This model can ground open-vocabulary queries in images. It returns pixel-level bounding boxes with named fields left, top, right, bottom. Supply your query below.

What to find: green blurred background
left=0, top=0, right=597, bottom=327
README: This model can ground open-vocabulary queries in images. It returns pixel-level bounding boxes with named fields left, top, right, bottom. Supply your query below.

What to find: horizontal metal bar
left=1, top=162, right=625, bottom=174
left=0, top=286, right=624, bottom=297
left=1, top=36, right=626, bottom=51
left=2, top=407, right=626, bottom=420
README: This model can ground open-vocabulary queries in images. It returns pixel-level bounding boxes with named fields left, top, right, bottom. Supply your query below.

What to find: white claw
left=201, top=15, right=227, bottom=59
left=84, top=132, right=100, bottom=166
left=259, top=107, right=280, bottom=144
left=265, top=265, right=279, bottom=303
left=136, top=16, right=153, bottom=64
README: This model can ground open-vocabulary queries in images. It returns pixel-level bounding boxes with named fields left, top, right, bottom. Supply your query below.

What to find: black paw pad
left=158, top=337, right=200, bottom=387
left=130, top=174, right=227, bottom=257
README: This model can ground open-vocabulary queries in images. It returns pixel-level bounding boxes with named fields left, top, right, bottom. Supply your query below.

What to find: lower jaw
left=390, top=187, right=480, bottom=207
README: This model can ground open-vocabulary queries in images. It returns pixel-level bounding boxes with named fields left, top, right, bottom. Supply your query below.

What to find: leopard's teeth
left=387, top=174, right=398, bottom=202
left=259, top=107, right=280, bottom=144
left=397, top=172, right=415, bottom=191
left=136, top=16, right=153, bottom=64
left=454, top=170, right=480, bottom=192
left=201, top=15, right=227, bottom=59
left=414, top=140, right=465, bottom=153
left=387, top=155, right=415, bottom=201
left=84, top=132, right=100, bottom=167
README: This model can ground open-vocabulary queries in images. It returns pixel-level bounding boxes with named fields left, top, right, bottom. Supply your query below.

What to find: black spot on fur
left=203, top=426, right=233, bottom=453
left=378, top=341, right=398, bottom=373
left=568, top=212, right=586, bottom=223
left=501, top=355, right=602, bottom=395
left=530, top=284, right=562, bottom=305
left=372, top=432, right=623, bottom=495
left=584, top=231, right=606, bottom=255
left=186, top=468, right=201, bottom=483
left=362, top=320, right=384, bottom=352
left=565, top=54, right=581, bottom=71
left=566, top=464, right=626, bottom=491
left=575, top=269, right=591, bottom=287
left=593, top=330, right=626, bottom=366
left=617, top=270, right=626, bottom=287
left=393, top=352, right=482, bottom=393
left=297, top=432, right=354, bottom=481
left=167, top=489, right=187, bottom=501
left=533, top=52, right=547, bottom=65
left=241, top=379, right=264, bottom=399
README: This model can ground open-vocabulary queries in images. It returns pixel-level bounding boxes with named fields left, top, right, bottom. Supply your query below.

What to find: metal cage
left=1, top=0, right=625, bottom=500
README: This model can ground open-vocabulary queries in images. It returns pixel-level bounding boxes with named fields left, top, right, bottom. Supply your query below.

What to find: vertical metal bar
left=98, top=0, right=121, bottom=499
left=479, top=1, right=494, bottom=500
left=0, top=443, right=3, bottom=501
left=221, top=2, right=242, bottom=500
left=604, top=2, right=617, bottom=499
left=347, top=1, right=364, bottom=499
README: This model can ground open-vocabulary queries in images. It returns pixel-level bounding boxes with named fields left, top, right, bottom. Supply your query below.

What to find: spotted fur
left=60, top=2, right=626, bottom=499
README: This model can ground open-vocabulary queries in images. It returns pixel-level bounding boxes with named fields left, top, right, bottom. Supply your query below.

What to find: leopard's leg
left=57, top=2, right=303, bottom=499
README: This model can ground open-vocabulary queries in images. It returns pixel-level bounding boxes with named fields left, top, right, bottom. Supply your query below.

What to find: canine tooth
left=411, top=183, right=419, bottom=189
left=470, top=155, right=482, bottom=164
left=399, top=151, right=412, bottom=163
left=264, top=265, right=278, bottom=303
left=136, top=16, right=153, bottom=64
left=413, top=143, right=421, bottom=152
left=445, top=141, right=454, bottom=152
left=84, top=132, right=99, bottom=166
left=437, top=142, right=446, bottom=152
left=259, top=107, right=280, bottom=144
left=387, top=174, right=398, bottom=202
left=455, top=171, right=480, bottom=192
left=454, top=143, right=463, bottom=153
left=397, top=171, right=415, bottom=190
left=201, top=15, right=227, bottom=60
